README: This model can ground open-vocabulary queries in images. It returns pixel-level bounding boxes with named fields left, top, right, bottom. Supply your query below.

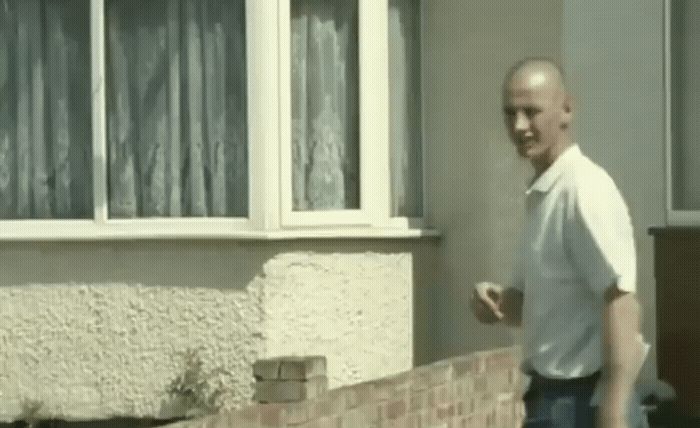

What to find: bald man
left=470, top=58, right=646, bottom=428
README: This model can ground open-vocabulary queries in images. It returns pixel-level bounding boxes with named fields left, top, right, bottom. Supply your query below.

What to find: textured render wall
left=261, top=253, right=413, bottom=389
left=0, top=241, right=418, bottom=423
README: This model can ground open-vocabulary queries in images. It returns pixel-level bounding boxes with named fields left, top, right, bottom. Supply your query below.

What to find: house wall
left=423, top=0, right=564, bottom=359
left=561, top=0, right=665, bottom=380
left=423, top=0, right=665, bottom=382
left=0, top=239, right=437, bottom=422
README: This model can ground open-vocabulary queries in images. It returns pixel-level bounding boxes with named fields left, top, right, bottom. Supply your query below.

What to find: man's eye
left=524, top=108, right=540, bottom=117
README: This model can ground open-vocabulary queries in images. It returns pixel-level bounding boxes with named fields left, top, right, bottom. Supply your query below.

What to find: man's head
left=502, top=58, right=573, bottom=170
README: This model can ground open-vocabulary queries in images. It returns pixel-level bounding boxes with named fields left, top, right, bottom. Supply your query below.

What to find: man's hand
left=470, top=282, right=505, bottom=324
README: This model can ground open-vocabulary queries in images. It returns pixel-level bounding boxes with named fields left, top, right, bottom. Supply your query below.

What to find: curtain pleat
left=291, top=0, right=358, bottom=211
left=166, top=0, right=182, bottom=216
left=15, top=0, right=31, bottom=217
left=107, top=0, right=247, bottom=218
left=47, top=0, right=73, bottom=217
left=0, top=0, right=90, bottom=219
left=0, top=0, right=16, bottom=217
left=389, top=0, right=423, bottom=217
left=108, top=2, right=138, bottom=217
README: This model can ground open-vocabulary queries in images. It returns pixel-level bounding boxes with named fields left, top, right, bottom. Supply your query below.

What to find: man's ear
left=560, top=92, right=574, bottom=129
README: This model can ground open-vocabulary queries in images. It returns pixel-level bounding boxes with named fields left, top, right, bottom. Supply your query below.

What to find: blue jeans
left=523, top=372, right=646, bottom=428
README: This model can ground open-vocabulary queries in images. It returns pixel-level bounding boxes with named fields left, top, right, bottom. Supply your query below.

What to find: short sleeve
left=566, top=177, right=637, bottom=296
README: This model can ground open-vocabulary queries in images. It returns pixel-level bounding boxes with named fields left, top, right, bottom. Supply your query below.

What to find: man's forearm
left=602, top=286, right=641, bottom=414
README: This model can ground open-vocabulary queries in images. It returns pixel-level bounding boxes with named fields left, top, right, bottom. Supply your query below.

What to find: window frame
left=664, top=0, right=700, bottom=226
left=0, top=0, right=429, bottom=240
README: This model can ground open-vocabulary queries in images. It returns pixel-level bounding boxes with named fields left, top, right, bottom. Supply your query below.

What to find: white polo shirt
left=512, top=144, right=636, bottom=379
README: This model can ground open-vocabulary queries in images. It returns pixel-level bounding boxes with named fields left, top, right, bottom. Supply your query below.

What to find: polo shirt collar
left=526, top=144, right=581, bottom=194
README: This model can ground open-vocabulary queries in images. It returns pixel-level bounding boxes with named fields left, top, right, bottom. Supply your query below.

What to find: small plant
left=18, top=398, right=44, bottom=428
left=167, top=348, right=230, bottom=418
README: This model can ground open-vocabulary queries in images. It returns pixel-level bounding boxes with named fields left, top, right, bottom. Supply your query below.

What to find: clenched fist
left=470, top=281, right=505, bottom=324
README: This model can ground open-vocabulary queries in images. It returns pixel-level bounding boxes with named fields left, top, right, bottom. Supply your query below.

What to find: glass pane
left=389, top=0, right=423, bottom=217
left=0, top=0, right=92, bottom=219
left=106, top=0, right=248, bottom=218
left=671, top=0, right=700, bottom=210
left=291, top=0, right=359, bottom=211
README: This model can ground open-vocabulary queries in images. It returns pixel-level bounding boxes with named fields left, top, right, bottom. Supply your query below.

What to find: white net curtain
left=106, top=0, right=248, bottom=218
left=0, top=0, right=92, bottom=219
left=291, top=0, right=360, bottom=211
left=291, top=0, right=423, bottom=215
left=389, top=0, right=422, bottom=218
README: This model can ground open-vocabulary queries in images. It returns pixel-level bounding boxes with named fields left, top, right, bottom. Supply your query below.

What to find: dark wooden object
left=649, top=226, right=700, bottom=417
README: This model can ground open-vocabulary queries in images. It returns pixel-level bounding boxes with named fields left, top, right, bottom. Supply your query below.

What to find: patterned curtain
left=0, top=0, right=92, bottom=219
left=291, top=0, right=359, bottom=211
left=106, top=0, right=248, bottom=218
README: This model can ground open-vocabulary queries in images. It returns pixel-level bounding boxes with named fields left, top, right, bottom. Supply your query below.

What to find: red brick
left=435, top=404, right=455, bottom=420
left=474, top=375, right=487, bottom=392
left=484, top=349, right=517, bottom=371
left=386, top=398, right=407, bottom=420
left=284, top=402, right=311, bottom=425
left=452, top=357, right=481, bottom=378
left=259, top=403, right=285, bottom=427
left=409, top=393, right=423, bottom=412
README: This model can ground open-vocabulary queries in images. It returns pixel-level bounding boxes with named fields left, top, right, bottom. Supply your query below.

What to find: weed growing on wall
left=167, top=348, right=230, bottom=418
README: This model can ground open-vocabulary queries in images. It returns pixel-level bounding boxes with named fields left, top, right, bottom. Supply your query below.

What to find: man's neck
left=531, top=138, right=573, bottom=178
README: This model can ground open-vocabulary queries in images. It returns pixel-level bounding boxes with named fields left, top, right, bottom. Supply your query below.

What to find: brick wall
left=166, top=346, right=524, bottom=428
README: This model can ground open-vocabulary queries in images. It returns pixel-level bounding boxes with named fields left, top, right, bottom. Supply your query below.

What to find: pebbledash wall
left=0, top=239, right=439, bottom=422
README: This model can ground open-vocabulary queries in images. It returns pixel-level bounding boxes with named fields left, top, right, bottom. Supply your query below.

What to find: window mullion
left=91, top=0, right=108, bottom=224
left=360, top=0, right=390, bottom=227
left=248, top=0, right=281, bottom=231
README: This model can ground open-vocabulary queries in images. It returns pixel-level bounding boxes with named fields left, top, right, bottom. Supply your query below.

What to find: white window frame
left=278, top=0, right=389, bottom=228
left=387, top=0, right=426, bottom=230
left=0, top=0, right=430, bottom=240
left=664, top=0, right=700, bottom=226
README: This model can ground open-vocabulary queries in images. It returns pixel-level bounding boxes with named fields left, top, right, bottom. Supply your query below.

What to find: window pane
left=671, top=0, right=700, bottom=210
left=0, top=0, right=92, bottom=219
left=389, top=0, right=423, bottom=217
left=291, top=0, right=359, bottom=211
left=106, top=0, right=248, bottom=218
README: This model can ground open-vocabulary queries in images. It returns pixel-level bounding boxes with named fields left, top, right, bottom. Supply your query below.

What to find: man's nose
left=514, top=111, right=529, bottom=132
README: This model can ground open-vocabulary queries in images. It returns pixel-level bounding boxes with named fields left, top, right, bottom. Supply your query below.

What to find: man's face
left=502, top=72, right=570, bottom=161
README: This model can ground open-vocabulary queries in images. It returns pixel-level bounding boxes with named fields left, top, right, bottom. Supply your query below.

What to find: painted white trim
left=279, top=0, right=388, bottom=228
left=248, top=0, right=280, bottom=231
left=0, top=219, right=438, bottom=241
left=663, top=0, right=700, bottom=225
left=91, top=0, right=108, bottom=224
left=360, top=0, right=391, bottom=227
left=667, top=211, right=700, bottom=227
left=664, top=0, right=672, bottom=225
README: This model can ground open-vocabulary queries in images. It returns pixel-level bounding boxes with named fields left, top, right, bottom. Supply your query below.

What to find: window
left=666, top=0, right=700, bottom=224
left=0, top=0, right=424, bottom=239
left=0, top=0, right=92, bottom=219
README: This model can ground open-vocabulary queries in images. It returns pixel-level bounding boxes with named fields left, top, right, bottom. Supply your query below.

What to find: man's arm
left=599, top=284, right=641, bottom=427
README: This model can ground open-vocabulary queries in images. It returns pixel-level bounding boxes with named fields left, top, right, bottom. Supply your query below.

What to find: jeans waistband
left=528, top=370, right=601, bottom=388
